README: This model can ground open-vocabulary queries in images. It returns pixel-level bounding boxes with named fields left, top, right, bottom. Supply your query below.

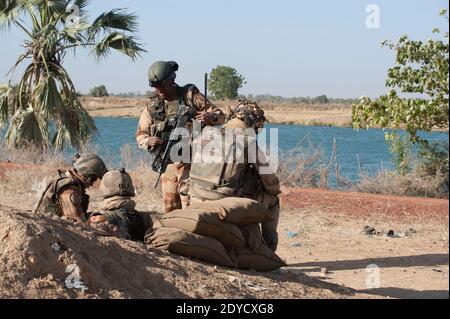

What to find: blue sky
left=0, top=0, right=448, bottom=98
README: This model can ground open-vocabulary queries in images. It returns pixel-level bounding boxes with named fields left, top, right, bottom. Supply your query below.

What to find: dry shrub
left=353, top=169, right=449, bottom=199
left=276, top=136, right=329, bottom=188
left=0, top=142, right=67, bottom=198
left=0, top=140, right=65, bottom=165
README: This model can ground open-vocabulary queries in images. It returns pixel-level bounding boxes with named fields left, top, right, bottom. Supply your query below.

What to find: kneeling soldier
left=88, top=168, right=155, bottom=241
left=33, top=153, right=107, bottom=224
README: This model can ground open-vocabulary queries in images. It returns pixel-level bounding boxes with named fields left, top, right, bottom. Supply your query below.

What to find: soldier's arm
left=255, top=148, right=282, bottom=196
left=58, top=186, right=88, bottom=223
left=191, top=89, right=225, bottom=126
left=136, top=101, right=156, bottom=150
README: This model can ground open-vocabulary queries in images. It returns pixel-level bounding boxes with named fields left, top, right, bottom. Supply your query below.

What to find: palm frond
left=44, top=64, right=97, bottom=150
left=73, top=0, right=90, bottom=15
left=92, top=32, right=145, bottom=61
left=88, top=8, right=138, bottom=40
left=34, top=74, right=65, bottom=118
left=45, top=0, right=66, bottom=15
left=5, top=106, right=48, bottom=149
left=0, top=0, right=22, bottom=30
left=60, top=19, right=89, bottom=44
left=0, top=83, right=13, bottom=125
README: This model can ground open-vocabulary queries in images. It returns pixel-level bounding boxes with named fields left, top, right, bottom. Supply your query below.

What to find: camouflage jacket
left=136, top=84, right=224, bottom=151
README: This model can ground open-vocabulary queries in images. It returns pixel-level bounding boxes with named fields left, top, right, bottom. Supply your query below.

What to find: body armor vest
left=147, top=84, right=197, bottom=135
left=33, top=170, right=89, bottom=216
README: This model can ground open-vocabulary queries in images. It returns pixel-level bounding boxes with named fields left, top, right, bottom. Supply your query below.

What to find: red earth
left=281, top=187, right=448, bottom=222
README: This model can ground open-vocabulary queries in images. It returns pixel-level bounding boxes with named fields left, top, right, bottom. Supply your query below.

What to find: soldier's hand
left=147, top=136, right=163, bottom=149
left=76, top=214, right=88, bottom=225
left=195, top=111, right=215, bottom=125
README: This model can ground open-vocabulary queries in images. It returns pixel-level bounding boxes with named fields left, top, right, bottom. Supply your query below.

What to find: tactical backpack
left=188, top=127, right=263, bottom=201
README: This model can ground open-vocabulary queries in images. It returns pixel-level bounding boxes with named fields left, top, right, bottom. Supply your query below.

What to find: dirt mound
left=0, top=205, right=346, bottom=299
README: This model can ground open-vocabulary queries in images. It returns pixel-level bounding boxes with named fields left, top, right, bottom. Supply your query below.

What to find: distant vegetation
left=242, top=94, right=357, bottom=105
left=98, top=91, right=357, bottom=105
left=90, top=85, right=109, bottom=97
left=108, top=91, right=153, bottom=98
left=209, top=66, right=246, bottom=100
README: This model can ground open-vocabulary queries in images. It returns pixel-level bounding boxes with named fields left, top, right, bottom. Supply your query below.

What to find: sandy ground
left=279, top=188, right=448, bottom=299
left=0, top=162, right=448, bottom=299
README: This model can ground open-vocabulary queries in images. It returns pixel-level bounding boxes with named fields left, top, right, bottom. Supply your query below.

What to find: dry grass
left=353, top=169, right=449, bottom=199
left=1, top=141, right=447, bottom=201
left=0, top=142, right=163, bottom=210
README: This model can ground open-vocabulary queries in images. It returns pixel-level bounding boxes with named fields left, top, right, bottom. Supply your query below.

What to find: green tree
left=0, top=0, right=145, bottom=150
left=313, top=95, right=329, bottom=104
left=209, top=66, right=246, bottom=100
left=90, top=85, right=109, bottom=97
left=352, top=10, right=448, bottom=142
left=352, top=10, right=449, bottom=174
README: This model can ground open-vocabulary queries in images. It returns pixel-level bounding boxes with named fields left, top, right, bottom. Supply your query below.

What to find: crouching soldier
left=88, top=168, right=156, bottom=241
left=33, top=153, right=107, bottom=224
left=188, top=99, right=282, bottom=251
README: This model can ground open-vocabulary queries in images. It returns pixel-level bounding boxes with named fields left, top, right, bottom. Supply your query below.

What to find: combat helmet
left=226, top=99, right=267, bottom=129
left=148, top=61, right=179, bottom=87
left=99, top=168, right=135, bottom=199
left=73, top=153, right=107, bottom=181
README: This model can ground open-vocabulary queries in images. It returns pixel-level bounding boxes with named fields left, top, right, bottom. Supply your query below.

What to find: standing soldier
left=33, top=153, right=108, bottom=224
left=136, top=61, right=224, bottom=213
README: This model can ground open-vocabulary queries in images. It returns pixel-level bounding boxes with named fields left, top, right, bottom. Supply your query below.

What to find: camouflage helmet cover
left=73, top=153, right=107, bottom=179
left=226, top=99, right=267, bottom=129
left=148, top=60, right=179, bottom=87
left=99, top=168, right=135, bottom=199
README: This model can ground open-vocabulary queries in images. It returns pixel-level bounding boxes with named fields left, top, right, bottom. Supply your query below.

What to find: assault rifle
left=151, top=101, right=196, bottom=188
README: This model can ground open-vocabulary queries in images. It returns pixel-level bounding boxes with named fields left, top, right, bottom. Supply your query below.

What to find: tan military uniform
left=188, top=116, right=281, bottom=251
left=33, top=170, right=89, bottom=222
left=136, top=84, right=224, bottom=213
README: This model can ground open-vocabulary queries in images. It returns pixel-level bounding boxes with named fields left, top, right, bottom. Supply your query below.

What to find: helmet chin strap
left=72, top=169, right=93, bottom=186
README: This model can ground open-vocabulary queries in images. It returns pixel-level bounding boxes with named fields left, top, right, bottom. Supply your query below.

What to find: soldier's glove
left=147, top=136, right=163, bottom=149
left=195, top=111, right=217, bottom=125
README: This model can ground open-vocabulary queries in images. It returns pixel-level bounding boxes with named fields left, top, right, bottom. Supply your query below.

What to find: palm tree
left=0, top=0, right=145, bottom=150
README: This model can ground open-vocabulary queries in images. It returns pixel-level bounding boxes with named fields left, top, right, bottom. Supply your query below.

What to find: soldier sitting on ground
left=33, top=153, right=108, bottom=224
left=88, top=168, right=156, bottom=241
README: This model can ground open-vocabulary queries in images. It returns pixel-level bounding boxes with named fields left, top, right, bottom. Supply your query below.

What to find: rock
left=363, top=226, right=376, bottom=235
left=405, top=228, right=417, bottom=236
left=387, top=230, right=403, bottom=238
left=291, top=242, right=302, bottom=247
left=432, top=268, right=443, bottom=273
left=320, top=267, right=329, bottom=275
left=51, top=242, right=61, bottom=252
left=287, top=231, right=299, bottom=238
